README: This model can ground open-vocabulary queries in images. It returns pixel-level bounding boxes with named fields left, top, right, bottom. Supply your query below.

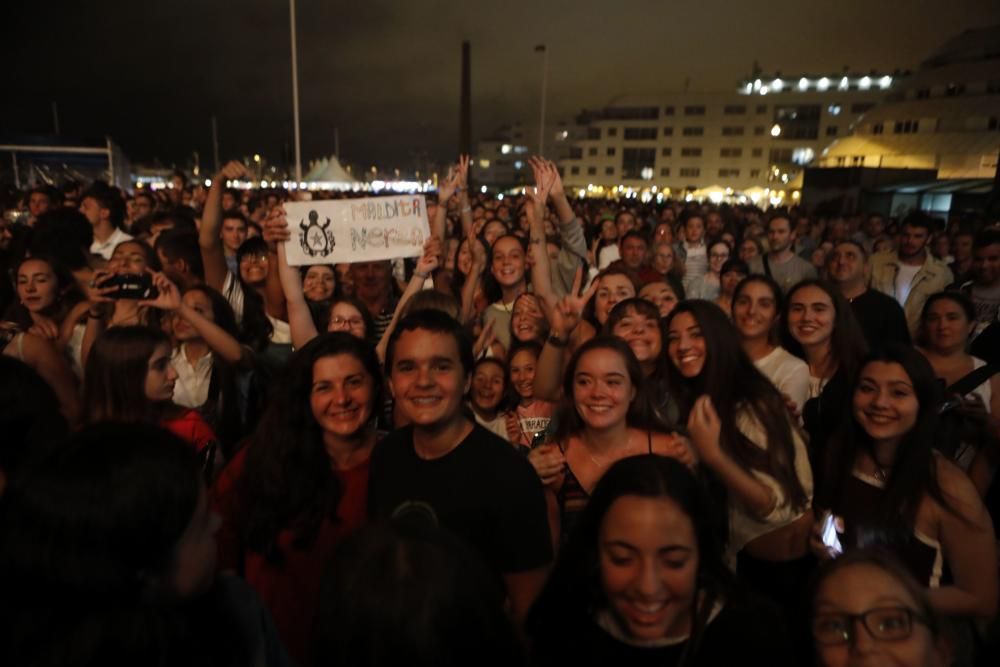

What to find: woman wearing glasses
left=811, top=549, right=950, bottom=667
left=812, top=345, right=997, bottom=619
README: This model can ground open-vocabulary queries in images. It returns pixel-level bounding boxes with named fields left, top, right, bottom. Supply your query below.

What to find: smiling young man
left=369, top=309, right=552, bottom=623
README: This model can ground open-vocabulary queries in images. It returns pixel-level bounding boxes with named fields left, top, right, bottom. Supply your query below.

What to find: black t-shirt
left=850, top=289, right=911, bottom=352
left=368, top=422, right=553, bottom=574
left=531, top=600, right=793, bottom=667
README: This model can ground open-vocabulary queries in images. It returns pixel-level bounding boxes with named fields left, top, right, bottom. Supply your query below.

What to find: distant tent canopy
left=304, top=156, right=361, bottom=189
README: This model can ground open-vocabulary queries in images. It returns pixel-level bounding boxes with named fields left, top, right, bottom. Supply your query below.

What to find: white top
left=171, top=344, right=213, bottom=409
left=969, top=357, right=993, bottom=414
left=90, top=227, right=133, bottom=261
left=474, top=411, right=510, bottom=441
left=894, top=263, right=921, bottom=307
left=754, top=346, right=810, bottom=415
left=597, top=243, right=620, bottom=269
left=67, top=323, right=85, bottom=380
left=222, top=271, right=246, bottom=324
left=727, top=407, right=813, bottom=561
left=268, top=315, right=292, bottom=344
left=681, top=242, right=707, bottom=291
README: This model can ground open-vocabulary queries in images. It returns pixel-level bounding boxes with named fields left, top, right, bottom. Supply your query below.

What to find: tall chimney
left=460, top=41, right=471, bottom=158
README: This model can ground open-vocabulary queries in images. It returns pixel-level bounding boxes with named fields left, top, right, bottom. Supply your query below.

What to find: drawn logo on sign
left=299, top=210, right=335, bottom=258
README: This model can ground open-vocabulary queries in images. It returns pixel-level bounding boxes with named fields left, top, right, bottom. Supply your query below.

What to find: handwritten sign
left=283, top=196, right=429, bottom=266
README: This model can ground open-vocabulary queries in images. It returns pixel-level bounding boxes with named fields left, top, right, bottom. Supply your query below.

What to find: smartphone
left=821, top=511, right=843, bottom=556
left=97, top=273, right=158, bottom=300
left=529, top=430, right=548, bottom=450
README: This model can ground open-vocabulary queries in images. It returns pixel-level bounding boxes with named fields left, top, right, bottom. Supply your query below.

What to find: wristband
left=414, top=270, right=430, bottom=279
left=461, top=206, right=472, bottom=213
left=546, top=332, right=568, bottom=348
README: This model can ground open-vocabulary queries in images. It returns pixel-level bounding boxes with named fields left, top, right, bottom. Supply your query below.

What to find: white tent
left=310, top=155, right=358, bottom=186
left=303, top=157, right=329, bottom=182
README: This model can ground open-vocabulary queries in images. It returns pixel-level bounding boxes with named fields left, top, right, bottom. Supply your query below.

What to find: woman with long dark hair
left=528, top=455, right=793, bottom=666
left=527, top=336, right=693, bottom=546
left=813, top=345, right=997, bottom=618
left=213, top=332, right=383, bottom=664
left=782, top=279, right=868, bottom=467
left=82, top=325, right=218, bottom=457
left=605, top=297, right=677, bottom=424
left=664, top=300, right=814, bottom=655
left=0, top=422, right=290, bottom=667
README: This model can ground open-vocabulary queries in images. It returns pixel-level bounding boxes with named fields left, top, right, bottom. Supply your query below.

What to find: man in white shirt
left=675, top=214, right=707, bottom=293
left=80, top=185, right=132, bottom=261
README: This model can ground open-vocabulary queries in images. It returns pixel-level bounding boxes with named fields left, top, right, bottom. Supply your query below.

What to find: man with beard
left=826, top=240, right=909, bottom=350
left=748, top=214, right=816, bottom=295
left=870, top=213, right=953, bottom=337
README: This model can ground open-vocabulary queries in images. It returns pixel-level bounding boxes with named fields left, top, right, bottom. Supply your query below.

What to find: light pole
left=536, top=44, right=548, bottom=156
left=289, top=0, right=303, bottom=182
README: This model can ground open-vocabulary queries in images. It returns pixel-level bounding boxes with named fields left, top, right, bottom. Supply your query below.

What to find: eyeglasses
left=331, top=316, right=364, bottom=329
left=812, top=607, right=930, bottom=645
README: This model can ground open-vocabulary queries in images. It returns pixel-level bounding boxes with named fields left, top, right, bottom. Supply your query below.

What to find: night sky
left=3, top=0, right=997, bottom=173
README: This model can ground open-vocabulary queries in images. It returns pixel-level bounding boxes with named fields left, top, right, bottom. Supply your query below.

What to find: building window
left=607, top=127, right=618, bottom=137
left=915, top=88, right=930, bottom=99
left=720, top=147, right=743, bottom=158
left=756, top=104, right=768, bottom=114
left=989, top=117, right=999, bottom=131
left=682, top=126, right=704, bottom=136
left=660, top=167, right=671, bottom=176
left=588, top=147, right=598, bottom=156
left=568, top=147, right=583, bottom=159
left=872, top=122, right=884, bottom=135
left=791, top=147, right=816, bottom=165
left=680, top=147, right=702, bottom=157
left=893, top=120, right=918, bottom=134
left=851, top=102, right=875, bottom=114
left=754, top=126, right=765, bottom=135
left=718, top=168, right=740, bottom=178
left=664, top=106, right=675, bottom=116
left=679, top=167, right=701, bottom=178
left=605, top=166, right=615, bottom=175
left=606, top=147, right=616, bottom=156
left=945, top=82, right=965, bottom=97
left=769, top=148, right=793, bottom=163
left=987, top=82, right=1000, bottom=94
left=587, top=166, right=597, bottom=175
left=621, top=148, right=656, bottom=179
left=683, top=105, right=705, bottom=116
left=724, top=105, right=747, bottom=115
left=624, top=127, right=658, bottom=140
left=826, top=126, right=838, bottom=136
left=721, top=126, right=745, bottom=136
left=587, top=127, right=601, bottom=140
left=662, top=126, right=673, bottom=136
left=661, top=147, right=672, bottom=157
left=751, top=148, right=763, bottom=157
left=750, top=169, right=761, bottom=178
left=570, top=166, right=580, bottom=175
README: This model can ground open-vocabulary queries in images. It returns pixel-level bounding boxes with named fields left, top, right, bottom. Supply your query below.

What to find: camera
left=97, top=273, right=158, bottom=300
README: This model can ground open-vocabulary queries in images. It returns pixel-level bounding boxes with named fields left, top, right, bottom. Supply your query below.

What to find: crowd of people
left=0, top=155, right=999, bottom=666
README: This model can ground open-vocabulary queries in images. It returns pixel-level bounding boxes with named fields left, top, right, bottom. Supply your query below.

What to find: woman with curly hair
left=212, top=332, right=382, bottom=664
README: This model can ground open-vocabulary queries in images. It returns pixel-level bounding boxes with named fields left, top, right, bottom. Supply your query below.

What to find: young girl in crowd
left=301, top=264, right=336, bottom=330
left=468, top=356, right=511, bottom=441
left=606, top=297, right=677, bottom=424
left=813, top=345, right=997, bottom=618
left=482, top=234, right=529, bottom=352
left=510, top=292, right=548, bottom=345
left=506, top=341, right=556, bottom=451
left=916, top=292, right=1000, bottom=494
left=528, top=455, right=793, bottom=666
left=686, top=240, right=731, bottom=300
left=783, top=280, right=868, bottom=465
left=665, top=299, right=813, bottom=579
left=9, top=255, right=88, bottom=377
left=810, top=549, right=951, bottom=667
left=638, top=278, right=683, bottom=319
left=528, top=336, right=693, bottom=545
left=213, top=333, right=382, bottom=665
left=82, top=325, right=218, bottom=458
left=714, top=258, right=748, bottom=317
left=732, top=275, right=811, bottom=414
left=0, top=422, right=290, bottom=667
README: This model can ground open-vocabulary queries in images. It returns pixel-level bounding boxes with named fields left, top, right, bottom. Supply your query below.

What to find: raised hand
left=544, top=266, right=597, bottom=337
left=86, top=270, right=118, bottom=305
left=455, top=154, right=471, bottom=193
left=545, top=159, right=567, bottom=199
left=528, top=156, right=555, bottom=204
left=687, top=395, right=723, bottom=464
left=139, top=270, right=182, bottom=312
left=416, top=237, right=442, bottom=276
left=262, top=205, right=291, bottom=245
left=473, top=319, right=497, bottom=359
left=438, top=165, right=461, bottom=204
left=218, top=159, right=250, bottom=182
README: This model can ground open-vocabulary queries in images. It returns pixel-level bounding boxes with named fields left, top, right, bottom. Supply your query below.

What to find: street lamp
left=770, top=124, right=782, bottom=137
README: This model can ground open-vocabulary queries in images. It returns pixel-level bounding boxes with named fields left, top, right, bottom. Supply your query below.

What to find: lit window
left=501, top=144, right=512, bottom=154
left=791, top=148, right=815, bottom=165
left=828, top=104, right=841, bottom=116
left=479, top=159, right=490, bottom=168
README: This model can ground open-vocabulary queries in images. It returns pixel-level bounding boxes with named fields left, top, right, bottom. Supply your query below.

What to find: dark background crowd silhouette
left=0, top=156, right=998, bottom=666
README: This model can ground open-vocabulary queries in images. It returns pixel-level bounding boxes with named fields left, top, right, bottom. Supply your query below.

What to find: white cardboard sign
left=283, top=196, right=429, bottom=266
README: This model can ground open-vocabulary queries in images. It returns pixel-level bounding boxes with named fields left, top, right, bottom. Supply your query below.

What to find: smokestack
left=460, top=41, right=471, bottom=157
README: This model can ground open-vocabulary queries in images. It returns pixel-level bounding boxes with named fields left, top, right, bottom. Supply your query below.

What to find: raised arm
left=433, top=159, right=464, bottom=241
left=460, top=238, right=488, bottom=326
left=544, top=160, right=587, bottom=296
left=140, top=272, right=244, bottom=365
left=262, top=207, right=318, bottom=350
left=533, top=267, right=597, bottom=401
left=376, top=238, right=441, bottom=363
left=19, top=332, right=80, bottom=425
left=200, top=161, right=249, bottom=291
left=527, top=157, right=556, bottom=303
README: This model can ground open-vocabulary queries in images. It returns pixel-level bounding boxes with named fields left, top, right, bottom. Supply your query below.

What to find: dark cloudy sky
left=3, top=0, right=997, bottom=173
